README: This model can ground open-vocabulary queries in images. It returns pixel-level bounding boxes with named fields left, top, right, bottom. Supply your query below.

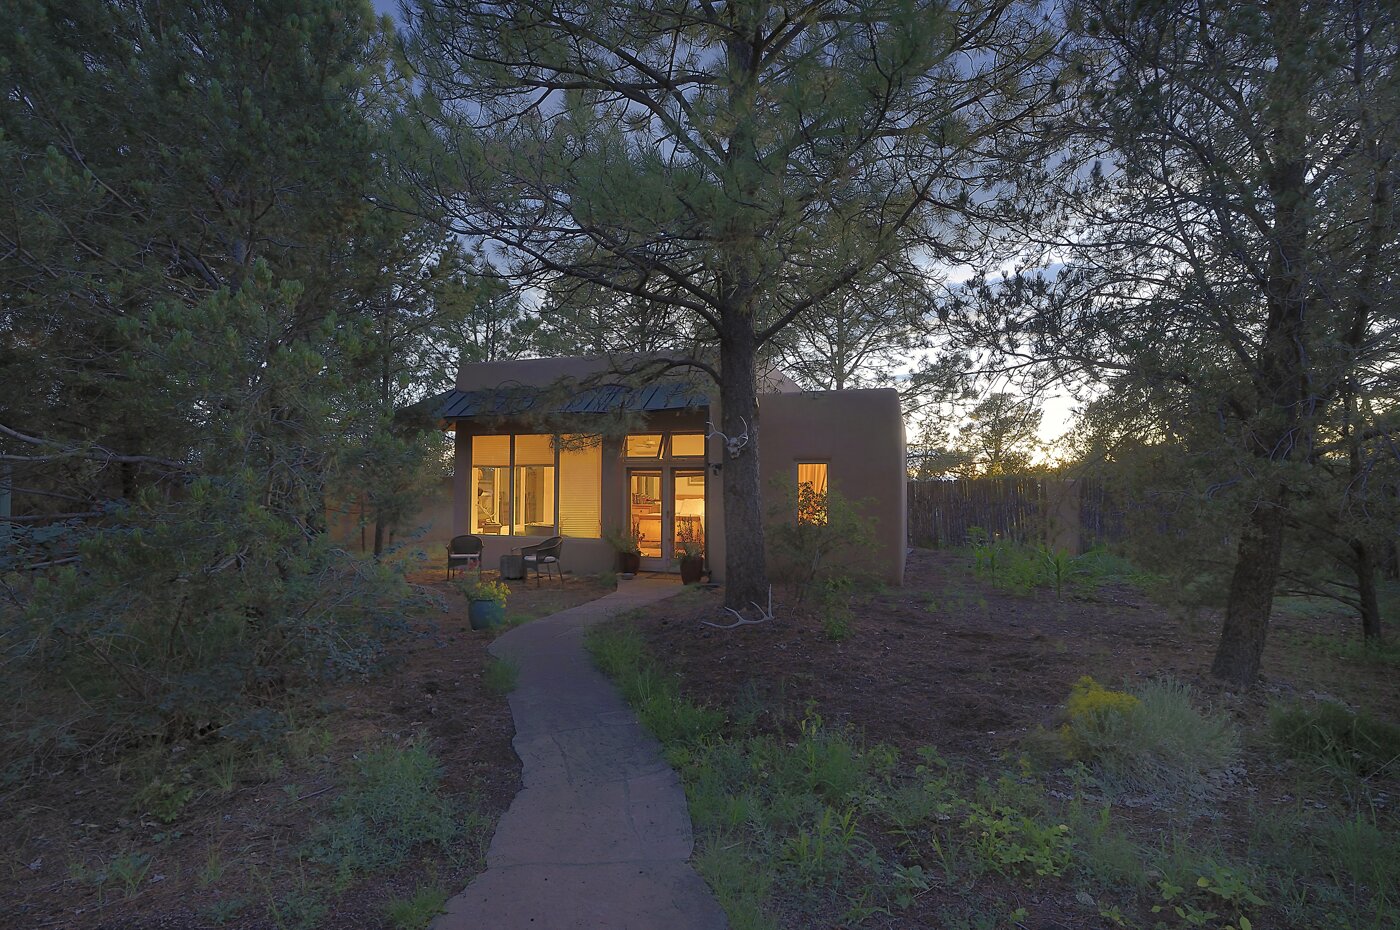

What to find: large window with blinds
left=470, top=434, right=601, bottom=537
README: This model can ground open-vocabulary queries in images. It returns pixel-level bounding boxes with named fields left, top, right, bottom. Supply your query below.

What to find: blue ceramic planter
left=469, top=599, right=506, bottom=630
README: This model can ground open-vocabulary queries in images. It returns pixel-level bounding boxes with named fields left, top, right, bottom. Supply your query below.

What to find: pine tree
left=404, top=0, right=1055, bottom=608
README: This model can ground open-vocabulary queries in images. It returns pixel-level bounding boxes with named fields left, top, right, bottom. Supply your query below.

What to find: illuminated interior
left=673, top=470, right=705, bottom=558
left=513, top=434, right=555, bottom=536
left=797, top=462, right=829, bottom=524
left=472, top=435, right=511, bottom=535
left=625, top=434, right=663, bottom=458
left=670, top=433, right=705, bottom=457
left=469, top=433, right=600, bottom=537
left=629, top=471, right=663, bottom=558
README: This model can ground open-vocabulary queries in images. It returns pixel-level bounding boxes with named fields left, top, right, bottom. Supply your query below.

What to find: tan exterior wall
left=327, top=476, right=456, bottom=554
left=755, top=389, right=907, bottom=585
left=443, top=366, right=905, bottom=587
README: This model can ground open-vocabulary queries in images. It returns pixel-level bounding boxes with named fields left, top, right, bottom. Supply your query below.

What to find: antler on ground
left=701, top=585, right=775, bottom=629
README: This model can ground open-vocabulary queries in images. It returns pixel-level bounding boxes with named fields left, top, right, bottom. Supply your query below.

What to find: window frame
left=471, top=433, right=599, bottom=538
left=795, top=461, right=830, bottom=525
left=623, top=431, right=710, bottom=462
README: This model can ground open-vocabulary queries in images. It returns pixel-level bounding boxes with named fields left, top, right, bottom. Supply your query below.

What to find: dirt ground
left=634, top=549, right=1398, bottom=761
left=624, top=548, right=1400, bottom=929
left=1, top=570, right=612, bottom=930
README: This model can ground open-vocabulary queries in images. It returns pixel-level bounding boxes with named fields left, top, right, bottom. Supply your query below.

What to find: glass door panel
left=628, top=470, right=664, bottom=563
left=673, top=471, right=705, bottom=561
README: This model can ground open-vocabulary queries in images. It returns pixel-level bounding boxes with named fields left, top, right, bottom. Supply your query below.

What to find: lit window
left=559, top=435, right=602, bottom=538
left=670, top=433, right=706, bottom=457
left=513, top=435, right=555, bottom=536
left=472, top=435, right=511, bottom=535
left=797, top=463, right=828, bottom=524
left=468, top=433, right=602, bottom=537
left=626, top=434, right=663, bottom=458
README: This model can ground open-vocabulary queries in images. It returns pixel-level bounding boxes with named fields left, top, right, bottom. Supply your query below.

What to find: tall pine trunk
left=1212, top=8, right=1311, bottom=688
left=1212, top=492, right=1287, bottom=685
left=1352, top=539, right=1383, bottom=641
left=718, top=313, right=768, bottom=611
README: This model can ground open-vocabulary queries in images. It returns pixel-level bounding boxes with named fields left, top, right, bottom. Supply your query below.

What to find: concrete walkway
left=434, top=578, right=729, bottom=930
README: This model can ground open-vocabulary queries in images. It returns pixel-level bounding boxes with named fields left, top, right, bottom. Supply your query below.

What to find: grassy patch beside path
left=588, top=622, right=1399, bottom=930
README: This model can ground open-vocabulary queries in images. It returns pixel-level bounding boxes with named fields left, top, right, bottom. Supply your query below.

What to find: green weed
left=284, top=723, right=334, bottom=763
left=134, top=776, right=194, bottom=823
left=1319, top=811, right=1400, bottom=899
left=484, top=656, right=520, bottom=695
left=267, top=889, right=327, bottom=930
left=1151, top=862, right=1264, bottom=930
left=203, top=896, right=248, bottom=925
left=1270, top=701, right=1400, bottom=778
left=693, top=835, right=777, bottom=930
left=818, top=602, right=853, bottom=641
left=963, top=801, right=1072, bottom=879
left=1067, top=801, right=1148, bottom=889
left=68, top=850, right=154, bottom=902
left=586, top=625, right=724, bottom=745
left=108, top=850, right=153, bottom=899
left=206, top=751, right=238, bottom=794
left=384, top=882, right=450, bottom=930
left=1283, top=628, right=1400, bottom=670
left=781, top=803, right=863, bottom=885
left=967, top=532, right=1148, bottom=595
left=198, top=845, right=227, bottom=888
left=303, top=739, right=460, bottom=875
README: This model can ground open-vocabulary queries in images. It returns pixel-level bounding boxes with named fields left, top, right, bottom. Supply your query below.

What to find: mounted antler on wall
left=705, top=417, right=752, bottom=459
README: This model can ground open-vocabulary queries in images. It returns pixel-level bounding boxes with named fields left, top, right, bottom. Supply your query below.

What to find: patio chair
left=519, top=536, right=564, bottom=586
left=446, top=534, right=484, bottom=580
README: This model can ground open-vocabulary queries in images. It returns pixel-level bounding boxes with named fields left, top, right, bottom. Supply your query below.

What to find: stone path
left=434, top=578, right=729, bottom=930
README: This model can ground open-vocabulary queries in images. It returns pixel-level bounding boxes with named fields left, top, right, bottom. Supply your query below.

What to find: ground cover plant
left=0, top=569, right=613, bottom=929
left=594, top=548, right=1400, bottom=929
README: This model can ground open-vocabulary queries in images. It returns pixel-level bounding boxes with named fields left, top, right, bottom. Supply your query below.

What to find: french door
left=627, top=468, right=706, bottom=572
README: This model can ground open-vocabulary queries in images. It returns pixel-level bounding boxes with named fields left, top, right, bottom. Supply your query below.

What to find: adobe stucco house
left=431, top=356, right=908, bottom=585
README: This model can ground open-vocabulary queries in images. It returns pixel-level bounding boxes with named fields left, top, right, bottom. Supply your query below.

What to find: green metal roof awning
left=429, top=379, right=709, bottom=421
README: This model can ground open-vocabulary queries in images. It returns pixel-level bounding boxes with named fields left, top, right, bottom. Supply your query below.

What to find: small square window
left=626, top=434, right=664, bottom=458
left=670, top=433, right=706, bottom=457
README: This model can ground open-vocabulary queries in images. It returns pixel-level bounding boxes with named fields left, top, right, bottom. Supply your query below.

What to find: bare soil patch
left=620, top=548, right=1399, bottom=929
left=636, top=550, right=1398, bottom=760
left=2, top=571, right=611, bottom=930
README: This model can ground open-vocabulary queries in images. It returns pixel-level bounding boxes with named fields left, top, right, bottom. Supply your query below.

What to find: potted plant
left=675, top=523, right=705, bottom=585
left=461, top=576, right=511, bottom=630
left=604, top=523, right=643, bottom=576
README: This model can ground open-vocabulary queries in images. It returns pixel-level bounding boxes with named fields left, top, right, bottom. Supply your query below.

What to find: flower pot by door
left=617, top=551, right=641, bottom=575
left=679, top=556, right=704, bottom=585
left=469, top=599, right=505, bottom=630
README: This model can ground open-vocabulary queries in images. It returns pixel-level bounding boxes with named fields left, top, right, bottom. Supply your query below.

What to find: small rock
left=1075, top=891, right=1095, bottom=907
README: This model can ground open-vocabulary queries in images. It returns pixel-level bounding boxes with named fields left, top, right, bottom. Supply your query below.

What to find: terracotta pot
left=617, top=551, right=641, bottom=574
left=679, top=556, right=705, bottom=585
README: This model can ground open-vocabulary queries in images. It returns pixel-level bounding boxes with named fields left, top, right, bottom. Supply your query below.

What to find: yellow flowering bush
left=1059, top=677, right=1239, bottom=797
left=1061, top=676, right=1140, bottom=759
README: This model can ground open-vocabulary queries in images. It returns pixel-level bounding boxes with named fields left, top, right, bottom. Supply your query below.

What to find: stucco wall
left=755, top=389, right=907, bottom=585
left=327, top=476, right=456, bottom=554
left=443, top=386, right=906, bottom=587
